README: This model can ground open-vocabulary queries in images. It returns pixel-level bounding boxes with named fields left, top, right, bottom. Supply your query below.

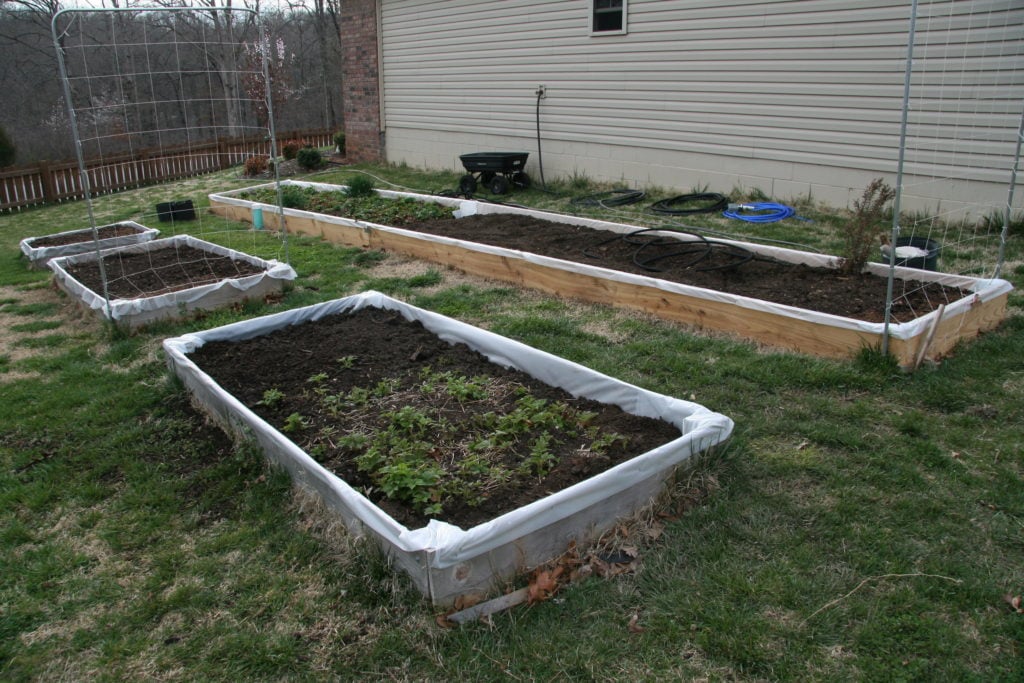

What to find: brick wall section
left=341, top=0, right=384, bottom=162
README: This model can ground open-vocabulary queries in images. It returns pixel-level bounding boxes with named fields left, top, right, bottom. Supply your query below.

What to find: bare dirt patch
left=25, top=224, right=144, bottom=248
left=62, top=245, right=268, bottom=299
left=401, top=213, right=967, bottom=324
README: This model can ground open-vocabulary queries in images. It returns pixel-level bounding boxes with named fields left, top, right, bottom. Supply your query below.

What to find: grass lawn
left=1, top=163, right=1022, bottom=681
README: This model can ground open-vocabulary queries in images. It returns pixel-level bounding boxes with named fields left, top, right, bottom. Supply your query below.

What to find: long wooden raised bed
left=209, top=181, right=1013, bottom=368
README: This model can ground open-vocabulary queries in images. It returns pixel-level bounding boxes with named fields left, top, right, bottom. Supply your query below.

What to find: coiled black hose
left=570, top=189, right=646, bottom=209
left=649, top=192, right=729, bottom=216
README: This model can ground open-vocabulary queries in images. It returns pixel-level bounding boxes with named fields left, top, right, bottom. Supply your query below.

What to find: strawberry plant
left=240, top=186, right=452, bottom=227
left=283, top=366, right=628, bottom=517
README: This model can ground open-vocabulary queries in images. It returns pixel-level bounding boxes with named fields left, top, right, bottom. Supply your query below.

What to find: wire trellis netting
left=50, top=6, right=287, bottom=315
left=883, top=0, right=1023, bottom=348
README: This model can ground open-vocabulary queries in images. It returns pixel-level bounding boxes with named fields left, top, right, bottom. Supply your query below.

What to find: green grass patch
left=11, top=334, right=71, bottom=350
left=1, top=302, right=59, bottom=317
left=9, top=320, right=62, bottom=333
left=361, top=268, right=443, bottom=295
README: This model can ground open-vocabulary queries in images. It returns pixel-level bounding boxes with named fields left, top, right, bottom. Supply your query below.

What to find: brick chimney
left=341, top=0, right=384, bottom=162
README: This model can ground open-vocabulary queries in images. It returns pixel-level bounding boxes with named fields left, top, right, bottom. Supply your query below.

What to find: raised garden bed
left=48, top=234, right=296, bottom=329
left=210, top=182, right=1014, bottom=368
left=19, top=220, right=159, bottom=269
left=163, top=291, right=734, bottom=605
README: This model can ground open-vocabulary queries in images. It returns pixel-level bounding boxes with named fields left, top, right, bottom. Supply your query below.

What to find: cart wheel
left=512, top=171, right=531, bottom=189
left=480, top=171, right=496, bottom=183
left=458, top=174, right=477, bottom=195
left=489, top=175, right=510, bottom=195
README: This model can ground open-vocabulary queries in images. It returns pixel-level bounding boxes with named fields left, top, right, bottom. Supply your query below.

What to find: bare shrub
left=243, top=155, right=269, bottom=177
left=840, top=178, right=896, bottom=274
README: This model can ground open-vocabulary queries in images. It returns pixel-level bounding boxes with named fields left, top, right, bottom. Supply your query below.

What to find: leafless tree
left=0, top=0, right=342, bottom=164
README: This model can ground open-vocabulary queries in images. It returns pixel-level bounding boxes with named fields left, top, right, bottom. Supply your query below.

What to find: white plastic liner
left=19, top=220, right=159, bottom=268
left=211, top=181, right=1013, bottom=342
left=163, top=291, right=734, bottom=572
left=48, top=234, right=296, bottom=325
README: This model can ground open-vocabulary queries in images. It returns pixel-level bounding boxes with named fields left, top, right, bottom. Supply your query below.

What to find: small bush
left=243, top=155, right=269, bottom=177
left=0, top=125, right=15, bottom=168
left=281, top=139, right=302, bottom=160
left=296, top=147, right=323, bottom=171
left=280, top=185, right=309, bottom=210
left=840, top=177, right=896, bottom=275
left=334, top=131, right=346, bottom=155
left=345, top=174, right=376, bottom=198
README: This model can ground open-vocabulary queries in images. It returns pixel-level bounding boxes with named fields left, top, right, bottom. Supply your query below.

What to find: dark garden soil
left=401, top=213, right=967, bottom=324
left=189, top=308, right=682, bottom=529
left=28, top=223, right=144, bottom=248
left=239, top=186, right=968, bottom=322
left=64, top=245, right=267, bottom=299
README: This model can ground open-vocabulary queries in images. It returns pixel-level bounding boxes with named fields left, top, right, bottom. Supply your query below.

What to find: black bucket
left=156, top=199, right=196, bottom=223
left=885, top=236, right=941, bottom=271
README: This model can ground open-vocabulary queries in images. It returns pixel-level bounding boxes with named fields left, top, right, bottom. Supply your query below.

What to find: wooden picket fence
left=0, top=128, right=335, bottom=212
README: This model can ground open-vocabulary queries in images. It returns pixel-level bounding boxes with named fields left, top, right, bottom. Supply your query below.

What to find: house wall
left=376, top=0, right=1023, bottom=215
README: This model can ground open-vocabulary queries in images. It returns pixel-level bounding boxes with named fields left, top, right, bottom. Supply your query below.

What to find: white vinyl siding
left=379, top=0, right=1024, bottom=210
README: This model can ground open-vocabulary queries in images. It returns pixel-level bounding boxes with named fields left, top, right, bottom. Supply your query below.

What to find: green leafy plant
left=281, top=412, right=309, bottom=433
left=376, top=460, right=444, bottom=515
left=345, top=174, right=376, bottom=198
left=302, top=368, right=630, bottom=517
left=523, top=431, right=556, bottom=476
left=383, top=406, right=436, bottom=436
left=840, top=177, right=896, bottom=275
left=296, top=147, right=323, bottom=171
left=243, top=186, right=450, bottom=226
left=279, top=185, right=309, bottom=210
left=257, top=387, right=285, bottom=407
left=334, top=130, right=346, bottom=155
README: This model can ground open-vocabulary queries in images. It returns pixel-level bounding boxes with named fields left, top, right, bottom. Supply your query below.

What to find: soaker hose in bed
left=582, top=227, right=756, bottom=273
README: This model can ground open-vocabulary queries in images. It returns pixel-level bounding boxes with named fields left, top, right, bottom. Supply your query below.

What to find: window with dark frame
left=592, top=0, right=626, bottom=34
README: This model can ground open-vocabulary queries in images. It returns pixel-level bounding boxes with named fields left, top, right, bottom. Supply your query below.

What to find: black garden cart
left=458, top=152, right=531, bottom=195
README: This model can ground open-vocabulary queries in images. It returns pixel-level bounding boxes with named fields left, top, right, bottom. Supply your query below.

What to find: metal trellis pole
left=882, top=0, right=919, bottom=358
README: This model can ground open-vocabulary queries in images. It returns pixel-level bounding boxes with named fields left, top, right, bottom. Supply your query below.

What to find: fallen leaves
left=527, top=566, right=564, bottom=604
left=521, top=537, right=647, bottom=603
left=437, top=536, right=647, bottom=626
left=436, top=479, right=718, bottom=626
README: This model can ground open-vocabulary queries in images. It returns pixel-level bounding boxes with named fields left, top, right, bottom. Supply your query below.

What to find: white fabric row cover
left=48, top=234, right=296, bottom=321
left=20, top=221, right=159, bottom=267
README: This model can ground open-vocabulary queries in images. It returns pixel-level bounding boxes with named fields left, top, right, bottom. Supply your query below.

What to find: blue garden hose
left=723, top=202, right=796, bottom=223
